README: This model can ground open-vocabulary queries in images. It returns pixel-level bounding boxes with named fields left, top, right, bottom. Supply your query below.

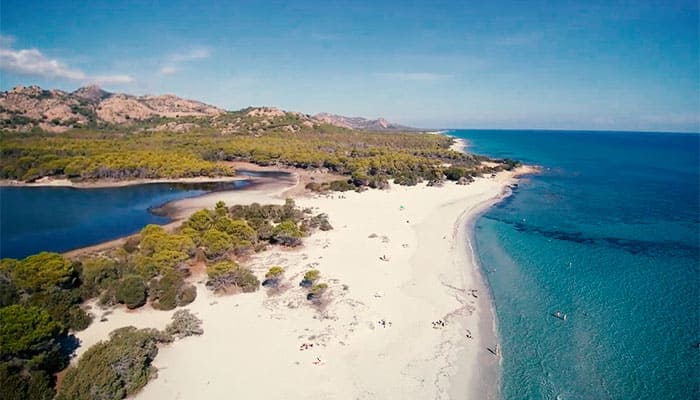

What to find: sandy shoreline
left=70, top=163, right=534, bottom=399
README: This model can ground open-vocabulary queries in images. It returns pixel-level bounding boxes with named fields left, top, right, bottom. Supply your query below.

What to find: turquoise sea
left=0, top=180, right=249, bottom=259
left=453, top=130, right=699, bottom=400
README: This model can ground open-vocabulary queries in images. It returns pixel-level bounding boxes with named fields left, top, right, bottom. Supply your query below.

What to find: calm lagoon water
left=452, top=130, right=699, bottom=400
left=0, top=180, right=249, bottom=259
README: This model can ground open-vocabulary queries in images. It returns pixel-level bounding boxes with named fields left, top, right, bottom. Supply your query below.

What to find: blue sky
left=1, top=0, right=698, bottom=131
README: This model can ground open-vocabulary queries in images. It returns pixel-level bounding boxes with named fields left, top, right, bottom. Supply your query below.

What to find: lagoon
left=0, top=180, right=249, bottom=259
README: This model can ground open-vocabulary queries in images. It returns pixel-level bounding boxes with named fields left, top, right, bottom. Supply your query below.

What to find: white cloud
left=159, top=65, right=178, bottom=75
left=0, top=41, right=134, bottom=85
left=169, top=47, right=211, bottom=62
left=158, top=47, right=211, bottom=75
left=91, top=74, right=135, bottom=85
left=377, top=72, right=452, bottom=82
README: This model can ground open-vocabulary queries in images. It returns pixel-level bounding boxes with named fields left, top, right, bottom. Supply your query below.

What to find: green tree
left=214, top=200, right=227, bottom=216
left=271, top=220, right=303, bottom=246
left=0, top=305, right=62, bottom=357
left=206, top=260, right=238, bottom=279
left=12, top=252, right=75, bottom=292
left=80, top=256, right=120, bottom=297
left=185, top=209, right=214, bottom=232
left=27, top=289, right=92, bottom=331
left=116, top=275, right=147, bottom=309
left=201, top=229, right=232, bottom=258
left=0, top=278, right=19, bottom=307
left=149, top=270, right=196, bottom=310
left=0, top=363, right=55, bottom=400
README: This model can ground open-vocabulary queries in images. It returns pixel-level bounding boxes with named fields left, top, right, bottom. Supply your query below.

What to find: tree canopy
left=11, top=252, right=75, bottom=292
left=0, top=305, right=62, bottom=357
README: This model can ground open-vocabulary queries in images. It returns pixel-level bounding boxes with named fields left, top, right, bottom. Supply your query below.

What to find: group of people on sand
left=432, top=319, right=447, bottom=329
left=378, top=319, right=392, bottom=328
left=299, top=343, right=315, bottom=351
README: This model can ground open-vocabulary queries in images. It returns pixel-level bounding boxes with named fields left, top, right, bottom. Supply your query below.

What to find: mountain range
left=0, top=85, right=419, bottom=133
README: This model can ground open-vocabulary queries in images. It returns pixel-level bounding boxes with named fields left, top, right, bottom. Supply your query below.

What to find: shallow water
left=0, top=180, right=249, bottom=259
left=454, top=130, right=700, bottom=400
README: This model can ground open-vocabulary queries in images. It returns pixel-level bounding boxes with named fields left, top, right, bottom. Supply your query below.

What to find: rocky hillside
left=0, top=85, right=224, bottom=132
left=314, top=112, right=419, bottom=131
left=0, top=85, right=421, bottom=134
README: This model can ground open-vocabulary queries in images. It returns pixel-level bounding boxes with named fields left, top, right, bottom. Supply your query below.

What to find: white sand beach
left=73, top=166, right=534, bottom=400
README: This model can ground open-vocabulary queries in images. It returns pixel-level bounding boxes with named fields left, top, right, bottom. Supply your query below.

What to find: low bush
left=307, top=283, right=328, bottom=301
left=262, top=266, right=284, bottom=288
left=165, top=309, right=204, bottom=339
left=327, top=179, right=355, bottom=192
left=206, top=261, right=259, bottom=293
left=300, top=269, right=320, bottom=288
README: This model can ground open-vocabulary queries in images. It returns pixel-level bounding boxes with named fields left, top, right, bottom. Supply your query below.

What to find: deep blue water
left=0, top=180, right=249, bottom=259
left=453, top=130, right=700, bottom=400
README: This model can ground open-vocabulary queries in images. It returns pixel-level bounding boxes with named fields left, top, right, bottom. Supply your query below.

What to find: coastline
left=72, top=166, right=533, bottom=399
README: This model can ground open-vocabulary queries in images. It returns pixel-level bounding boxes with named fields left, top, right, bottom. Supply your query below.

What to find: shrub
left=307, top=283, right=329, bottom=301
left=271, top=220, right=303, bottom=246
left=444, top=166, right=468, bottom=181
left=80, top=256, right=120, bottom=297
left=27, top=289, right=92, bottom=331
left=393, top=174, right=420, bottom=186
left=116, top=275, right=147, bottom=309
left=57, top=327, right=168, bottom=400
left=262, top=266, right=284, bottom=288
left=122, top=236, right=140, bottom=253
left=305, top=213, right=333, bottom=231
left=179, top=285, right=197, bottom=305
left=206, top=261, right=259, bottom=293
left=328, top=179, right=355, bottom=192
left=368, top=175, right=390, bottom=189
left=185, top=209, right=213, bottom=232
left=214, top=200, right=227, bottom=216
left=201, top=229, right=233, bottom=259
left=300, top=269, right=320, bottom=288
left=165, top=309, right=203, bottom=339
left=214, top=217, right=256, bottom=241
left=0, top=279, right=19, bottom=307
left=0, top=364, right=55, bottom=400
left=305, top=182, right=322, bottom=192
left=265, top=266, right=285, bottom=279
left=149, top=271, right=197, bottom=310
left=206, top=260, right=238, bottom=279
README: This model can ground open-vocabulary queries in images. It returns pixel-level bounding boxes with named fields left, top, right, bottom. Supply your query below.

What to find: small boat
left=552, top=311, right=567, bottom=321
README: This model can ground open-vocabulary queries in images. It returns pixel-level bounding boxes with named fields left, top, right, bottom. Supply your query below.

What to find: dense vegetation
left=0, top=199, right=330, bottom=399
left=0, top=253, right=91, bottom=400
left=0, top=110, right=515, bottom=185
left=57, top=308, right=202, bottom=400
left=57, top=327, right=170, bottom=400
